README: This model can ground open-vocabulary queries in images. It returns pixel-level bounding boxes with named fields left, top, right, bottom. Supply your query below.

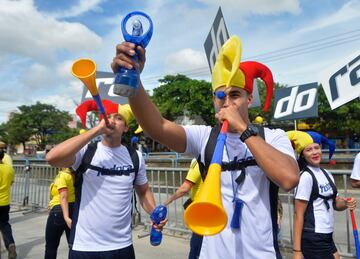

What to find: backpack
left=74, top=141, right=141, bottom=226
left=197, top=124, right=265, bottom=183
left=301, top=166, right=338, bottom=210
left=193, top=124, right=280, bottom=247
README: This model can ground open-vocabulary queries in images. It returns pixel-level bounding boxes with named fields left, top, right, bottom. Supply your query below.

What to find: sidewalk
left=1, top=207, right=189, bottom=259
left=2, top=205, right=355, bottom=259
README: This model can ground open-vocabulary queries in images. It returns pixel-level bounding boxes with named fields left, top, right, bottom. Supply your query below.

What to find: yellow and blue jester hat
left=287, top=130, right=336, bottom=160
left=211, top=35, right=274, bottom=112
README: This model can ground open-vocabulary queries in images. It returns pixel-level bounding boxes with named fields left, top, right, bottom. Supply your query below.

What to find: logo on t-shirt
left=96, top=164, right=135, bottom=176
left=319, top=182, right=332, bottom=194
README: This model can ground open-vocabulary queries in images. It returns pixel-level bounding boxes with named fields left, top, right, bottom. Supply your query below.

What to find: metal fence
left=10, top=160, right=358, bottom=257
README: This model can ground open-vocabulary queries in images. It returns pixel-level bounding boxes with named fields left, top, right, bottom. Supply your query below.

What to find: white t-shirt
left=295, top=166, right=335, bottom=233
left=184, top=125, right=296, bottom=259
left=350, top=153, right=360, bottom=180
left=71, top=142, right=147, bottom=252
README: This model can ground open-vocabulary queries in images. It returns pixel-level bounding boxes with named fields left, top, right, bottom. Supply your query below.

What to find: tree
left=0, top=123, right=10, bottom=144
left=4, top=112, right=33, bottom=150
left=247, top=80, right=285, bottom=125
left=303, top=86, right=360, bottom=136
left=151, top=74, right=216, bottom=125
left=4, top=102, right=76, bottom=149
left=149, top=74, right=359, bottom=139
left=248, top=82, right=360, bottom=137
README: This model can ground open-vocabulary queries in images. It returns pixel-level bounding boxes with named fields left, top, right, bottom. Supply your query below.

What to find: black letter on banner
left=350, top=64, right=360, bottom=87
left=204, top=7, right=229, bottom=73
left=328, top=66, right=347, bottom=102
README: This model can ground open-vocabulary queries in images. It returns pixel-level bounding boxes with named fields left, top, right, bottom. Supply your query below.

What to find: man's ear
left=247, top=93, right=253, bottom=107
left=123, top=125, right=129, bottom=133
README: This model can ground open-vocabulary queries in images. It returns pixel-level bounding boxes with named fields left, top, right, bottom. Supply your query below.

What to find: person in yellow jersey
left=44, top=168, right=75, bottom=259
left=164, top=159, right=203, bottom=208
left=0, top=142, right=13, bottom=167
left=0, top=149, right=17, bottom=259
left=164, top=159, right=203, bottom=259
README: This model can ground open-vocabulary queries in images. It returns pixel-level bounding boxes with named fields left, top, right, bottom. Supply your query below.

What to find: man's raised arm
left=111, top=42, right=187, bottom=153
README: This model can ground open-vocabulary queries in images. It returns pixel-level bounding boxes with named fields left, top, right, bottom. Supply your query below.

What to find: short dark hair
left=0, top=149, right=4, bottom=161
left=297, top=152, right=307, bottom=171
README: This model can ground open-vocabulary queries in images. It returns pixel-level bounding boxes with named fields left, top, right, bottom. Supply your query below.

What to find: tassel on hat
left=75, top=100, right=99, bottom=127
left=211, top=35, right=274, bottom=112
left=135, top=125, right=143, bottom=134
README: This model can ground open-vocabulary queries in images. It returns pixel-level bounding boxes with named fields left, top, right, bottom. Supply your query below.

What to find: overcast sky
left=0, top=0, right=359, bottom=123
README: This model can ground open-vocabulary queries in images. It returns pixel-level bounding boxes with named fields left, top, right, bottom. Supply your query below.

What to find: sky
left=0, top=0, right=359, bottom=123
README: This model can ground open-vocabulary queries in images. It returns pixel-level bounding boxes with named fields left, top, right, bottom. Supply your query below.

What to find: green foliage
left=0, top=123, right=10, bottom=144
left=247, top=80, right=285, bottom=125
left=150, top=75, right=359, bottom=139
left=4, top=102, right=74, bottom=149
left=4, top=112, right=33, bottom=147
left=248, top=82, right=360, bottom=136
left=151, top=74, right=216, bottom=126
left=49, top=127, right=79, bottom=145
left=303, top=86, right=360, bottom=136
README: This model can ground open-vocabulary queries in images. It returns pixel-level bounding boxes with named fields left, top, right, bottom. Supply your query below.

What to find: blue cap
left=131, top=136, right=138, bottom=144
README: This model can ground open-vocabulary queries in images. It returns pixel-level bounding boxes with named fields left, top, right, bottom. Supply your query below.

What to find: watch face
left=248, top=125, right=259, bottom=135
left=240, top=125, right=259, bottom=142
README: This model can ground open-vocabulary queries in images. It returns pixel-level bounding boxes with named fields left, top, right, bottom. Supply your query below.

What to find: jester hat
left=211, top=35, right=274, bottom=112
left=287, top=130, right=336, bottom=160
left=134, top=125, right=143, bottom=134
left=76, top=99, right=133, bottom=127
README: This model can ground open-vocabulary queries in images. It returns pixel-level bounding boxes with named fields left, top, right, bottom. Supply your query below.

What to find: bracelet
left=293, top=249, right=301, bottom=252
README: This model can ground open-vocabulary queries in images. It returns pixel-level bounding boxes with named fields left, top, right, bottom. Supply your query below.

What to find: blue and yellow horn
left=184, top=121, right=228, bottom=236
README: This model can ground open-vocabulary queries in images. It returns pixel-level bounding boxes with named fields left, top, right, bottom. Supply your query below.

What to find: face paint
left=215, top=91, right=226, bottom=100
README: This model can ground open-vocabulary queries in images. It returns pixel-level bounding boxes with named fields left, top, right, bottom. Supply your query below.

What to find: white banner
left=273, top=83, right=319, bottom=121
left=319, top=51, right=360, bottom=110
left=81, top=71, right=128, bottom=104
left=204, top=7, right=260, bottom=108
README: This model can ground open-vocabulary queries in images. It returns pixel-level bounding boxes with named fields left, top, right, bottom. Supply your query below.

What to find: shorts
left=301, top=231, right=337, bottom=259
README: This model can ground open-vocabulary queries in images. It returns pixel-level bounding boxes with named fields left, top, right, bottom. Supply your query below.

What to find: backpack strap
left=318, top=168, right=338, bottom=210
left=74, top=142, right=98, bottom=188
left=197, top=124, right=221, bottom=180
left=197, top=124, right=265, bottom=181
left=319, top=168, right=337, bottom=197
left=221, top=159, right=258, bottom=171
left=254, top=124, right=265, bottom=140
left=75, top=142, right=140, bottom=186
left=126, top=145, right=139, bottom=185
left=302, top=167, right=319, bottom=202
left=303, top=167, right=337, bottom=210
left=125, top=145, right=141, bottom=225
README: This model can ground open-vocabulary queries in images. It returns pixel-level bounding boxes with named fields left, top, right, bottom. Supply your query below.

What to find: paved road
left=2, top=200, right=359, bottom=259
left=1, top=207, right=189, bottom=259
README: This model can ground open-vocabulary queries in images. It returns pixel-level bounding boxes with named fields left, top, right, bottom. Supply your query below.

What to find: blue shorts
left=69, top=244, right=135, bottom=259
left=301, top=231, right=337, bottom=259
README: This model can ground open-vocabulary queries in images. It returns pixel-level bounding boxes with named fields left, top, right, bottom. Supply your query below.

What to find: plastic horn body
left=71, top=58, right=109, bottom=126
left=184, top=121, right=228, bottom=236
left=348, top=198, right=360, bottom=259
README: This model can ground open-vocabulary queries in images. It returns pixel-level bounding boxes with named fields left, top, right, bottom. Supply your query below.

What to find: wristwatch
left=240, top=125, right=259, bottom=142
